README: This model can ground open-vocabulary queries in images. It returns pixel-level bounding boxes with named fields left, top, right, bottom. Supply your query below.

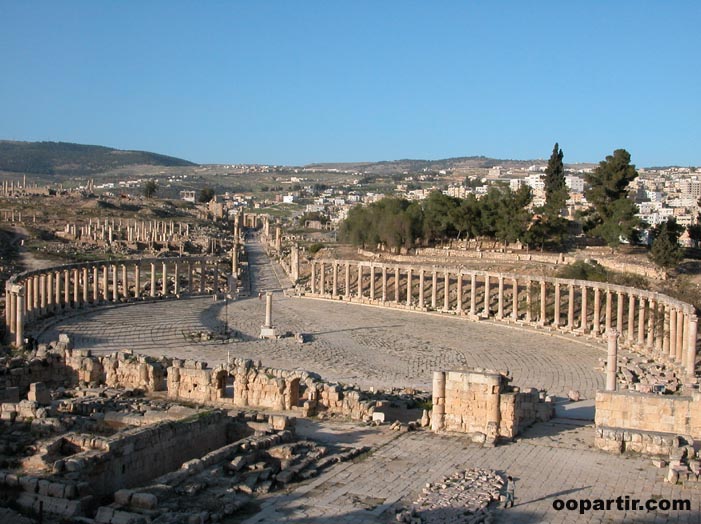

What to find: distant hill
left=0, top=140, right=197, bottom=175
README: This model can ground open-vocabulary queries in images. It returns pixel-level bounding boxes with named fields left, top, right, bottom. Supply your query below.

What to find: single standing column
left=319, top=262, right=326, bottom=296
left=135, top=264, right=141, bottom=298
left=93, top=266, right=99, bottom=302
left=497, top=276, right=504, bottom=319
left=232, top=245, right=238, bottom=276
left=606, top=330, right=618, bottom=391
left=431, top=371, right=446, bottom=432
left=264, top=292, right=273, bottom=328
left=482, top=275, right=490, bottom=318
left=567, top=284, right=575, bottom=330
left=369, top=265, right=375, bottom=301
left=593, top=288, right=601, bottom=334
left=15, top=291, right=24, bottom=348
left=418, top=270, right=425, bottom=309
left=616, top=292, right=624, bottom=335
left=443, top=272, right=450, bottom=312
left=637, top=297, right=646, bottom=346
left=345, top=263, right=351, bottom=299
left=670, top=308, right=677, bottom=360
left=332, top=263, right=338, bottom=297
left=64, top=270, right=71, bottom=306
left=540, top=280, right=547, bottom=325
left=647, top=299, right=656, bottom=350
left=471, top=274, right=478, bottom=316
left=406, top=268, right=412, bottom=307
left=627, top=294, right=635, bottom=342
left=82, top=267, right=89, bottom=304
left=511, top=278, right=518, bottom=320
left=102, top=266, right=108, bottom=301
left=686, top=314, right=698, bottom=378
left=394, top=267, right=400, bottom=303
left=553, top=283, right=560, bottom=327
left=200, top=260, right=206, bottom=294
left=310, top=262, right=316, bottom=294
left=162, top=262, right=169, bottom=296
left=151, top=263, right=157, bottom=297
left=112, top=265, right=119, bottom=301
left=456, top=273, right=463, bottom=313
left=676, top=309, right=685, bottom=363
left=431, top=271, right=438, bottom=309
left=46, top=272, right=53, bottom=311
left=579, top=285, right=588, bottom=332
left=72, top=269, right=79, bottom=304
left=381, top=266, right=387, bottom=302
left=525, top=280, right=532, bottom=323
left=663, top=306, right=671, bottom=357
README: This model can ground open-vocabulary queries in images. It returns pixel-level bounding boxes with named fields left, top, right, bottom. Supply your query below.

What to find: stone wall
left=431, top=369, right=553, bottom=443
left=594, top=390, right=701, bottom=454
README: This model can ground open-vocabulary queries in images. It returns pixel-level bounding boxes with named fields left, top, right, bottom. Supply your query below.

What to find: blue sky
left=1, top=1, right=699, bottom=166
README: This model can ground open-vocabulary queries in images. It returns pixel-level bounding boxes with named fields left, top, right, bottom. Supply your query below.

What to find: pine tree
left=543, top=142, right=567, bottom=218
left=650, top=218, right=683, bottom=269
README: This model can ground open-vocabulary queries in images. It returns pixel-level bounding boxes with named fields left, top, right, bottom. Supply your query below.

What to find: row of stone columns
left=307, top=260, right=699, bottom=378
left=4, top=257, right=228, bottom=347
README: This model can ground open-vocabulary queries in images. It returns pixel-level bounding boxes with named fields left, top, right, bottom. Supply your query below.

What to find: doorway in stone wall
left=216, top=370, right=235, bottom=399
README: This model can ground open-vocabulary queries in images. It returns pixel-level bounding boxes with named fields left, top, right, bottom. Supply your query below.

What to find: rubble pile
left=397, top=468, right=503, bottom=524
left=602, top=354, right=683, bottom=393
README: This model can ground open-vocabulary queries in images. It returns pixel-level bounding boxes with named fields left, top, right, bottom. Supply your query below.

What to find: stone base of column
left=259, top=326, right=279, bottom=339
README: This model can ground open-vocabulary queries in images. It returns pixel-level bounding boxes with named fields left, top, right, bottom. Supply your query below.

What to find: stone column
left=310, top=262, right=316, bottom=294
left=319, top=262, right=326, bottom=296
left=670, top=308, right=678, bottom=361
left=497, top=276, right=504, bottom=319
left=616, top=292, right=624, bottom=335
left=627, top=294, right=635, bottom=342
left=356, top=264, right=362, bottom=298
left=122, top=264, right=128, bottom=299
left=443, top=272, right=450, bottom=312
left=525, top=280, right=532, bottom=323
left=8, top=289, right=16, bottom=334
left=540, top=280, right=547, bottom=326
left=64, top=270, right=71, bottom=306
left=72, top=269, right=79, bottom=305
left=80, top=267, right=87, bottom=304
left=162, top=262, right=169, bottom=296
left=471, top=274, right=478, bottom=316
left=676, top=310, right=685, bottom=364
left=332, top=263, right=338, bottom=298
left=265, top=292, right=273, bottom=328
left=39, top=274, right=46, bottom=313
left=150, top=263, right=157, bottom=297
left=134, top=264, right=141, bottom=298
left=647, top=299, right=656, bottom=350
left=567, top=284, right=575, bottom=329
left=15, top=290, right=24, bottom=348
left=580, top=285, right=588, bottom=332
left=686, top=314, right=698, bottom=379
left=431, top=371, right=446, bottom=432
left=93, top=266, right=99, bottom=302
left=482, top=275, right=490, bottom=318
left=200, top=260, right=207, bottom=294
left=369, top=265, right=375, bottom=301
left=232, top=245, right=238, bottom=276
left=606, top=330, right=618, bottom=391
left=553, top=283, right=560, bottom=327
left=33, top=275, right=39, bottom=314
left=637, top=297, right=646, bottom=347
left=394, top=267, right=400, bottom=303
left=102, top=266, right=108, bottom=301
left=663, top=306, right=671, bottom=357
left=55, top=271, right=61, bottom=308
left=112, top=265, right=119, bottom=301
left=418, top=270, right=425, bottom=309
left=345, top=263, right=351, bottom=299
left=511, top=278, right=518, bottom=320
left=46, top=272, right=53, bottom=311
left=605, top=291, right=612, bottom=334
left=406, top=268, right=412, bottom=307
left=381, top=266, right=387, bottom=302
left=593, top=287, right=601, bottom=335
left=4, top=290, right=10, bottom=333
left=432, top=271, right=438, bottom=309
left=456, top=273, right=463, bottom=313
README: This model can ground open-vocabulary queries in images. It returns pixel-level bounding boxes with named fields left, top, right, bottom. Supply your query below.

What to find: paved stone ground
left=244, top=419, right=701, bottom=524
left=39, top=241, right=605, bottom=398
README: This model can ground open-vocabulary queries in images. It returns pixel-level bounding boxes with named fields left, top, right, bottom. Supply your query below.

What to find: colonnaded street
left=35, top=242, right=701, bottom=523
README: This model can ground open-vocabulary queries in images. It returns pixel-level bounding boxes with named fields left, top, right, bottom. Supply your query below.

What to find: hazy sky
left=1, top=1, right=699, bottom=166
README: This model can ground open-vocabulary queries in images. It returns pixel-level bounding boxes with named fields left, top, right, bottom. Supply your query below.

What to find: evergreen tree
left=143, top=180, right=158, bottom=199
left=583, top=149, right=640, bottom=246
left=650, top=218, right=684, bottom=269
left=543, top=142, right=567, bottom=218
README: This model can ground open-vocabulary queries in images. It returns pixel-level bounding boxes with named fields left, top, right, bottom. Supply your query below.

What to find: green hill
left=0, top=140, right=197, bottom=175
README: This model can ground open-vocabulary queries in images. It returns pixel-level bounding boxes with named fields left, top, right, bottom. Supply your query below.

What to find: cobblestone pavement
left=245, top=419, right=701, bottom=524
left=39, top=241, right=605, bottom=398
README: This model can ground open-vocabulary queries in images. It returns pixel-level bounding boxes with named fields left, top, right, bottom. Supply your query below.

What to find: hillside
left=0, top=140, right=197, bottom=175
